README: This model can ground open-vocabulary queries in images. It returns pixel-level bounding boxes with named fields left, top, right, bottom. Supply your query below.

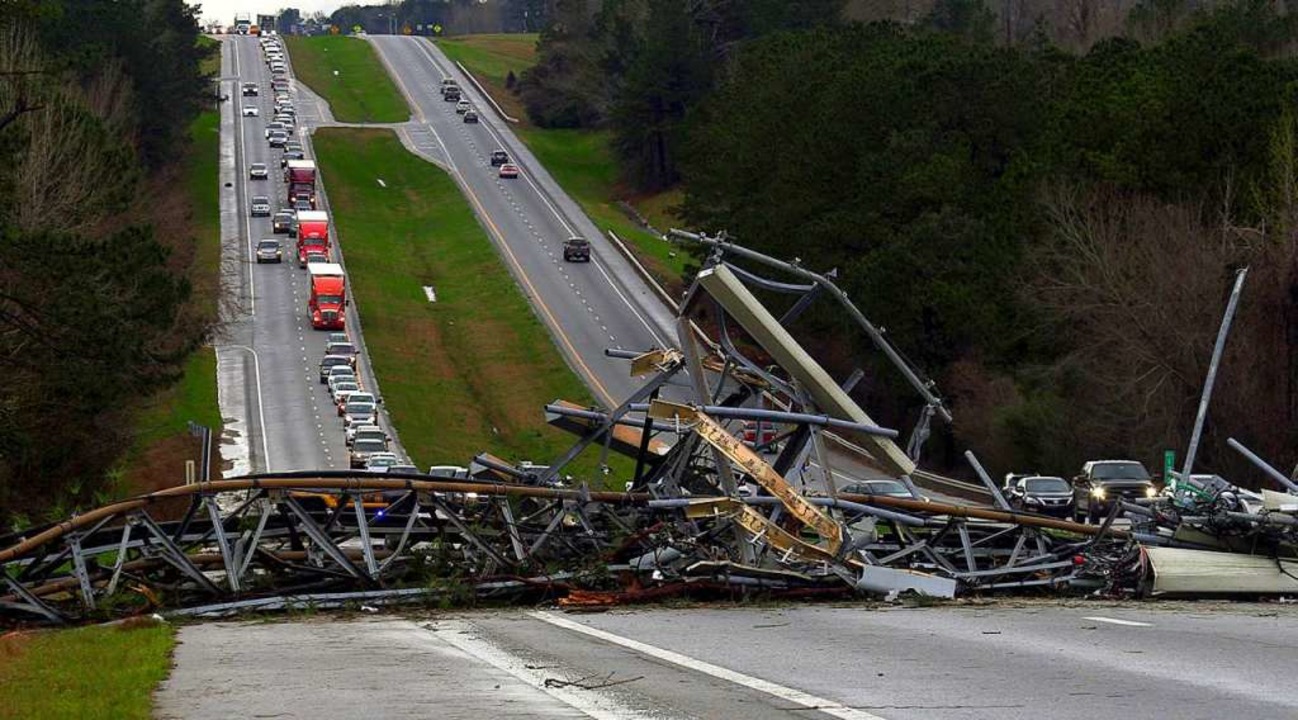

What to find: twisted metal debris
left=2, top=234, right=1293, bottom=624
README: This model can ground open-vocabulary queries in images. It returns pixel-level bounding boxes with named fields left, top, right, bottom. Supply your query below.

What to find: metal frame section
left=5, top=237, right=1292, bottom=624
left=0, top=471, right=1144, bottom=623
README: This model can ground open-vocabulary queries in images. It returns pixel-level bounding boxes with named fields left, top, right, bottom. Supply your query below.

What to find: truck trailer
left=285, top=159, right=318, bottom=208
left=295, top=210, right=330, bottom=267
left=308, top=263, right=346, bottom=330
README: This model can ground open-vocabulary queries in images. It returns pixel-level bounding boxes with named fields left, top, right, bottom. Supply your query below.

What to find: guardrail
left=453, top=59, right=519, bottom=123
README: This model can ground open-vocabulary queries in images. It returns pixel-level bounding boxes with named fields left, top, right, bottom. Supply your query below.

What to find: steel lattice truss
left=11, top=233, right=1281, bottom=625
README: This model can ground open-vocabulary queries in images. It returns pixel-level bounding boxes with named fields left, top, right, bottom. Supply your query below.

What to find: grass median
left=314, top=128, right=617, bottom=478
left=437, top=35, right=690, bottom=291
left=0, top=621, right=174, bottom=719
left=285, top=36, right=410, bottom=123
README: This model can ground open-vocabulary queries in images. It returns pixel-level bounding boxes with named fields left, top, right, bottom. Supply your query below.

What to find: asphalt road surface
left=216, top=36, right=400, bottom=476
left=157, top=602, right=1298, bottom=719
left=366, top=35, right=679, bottom=409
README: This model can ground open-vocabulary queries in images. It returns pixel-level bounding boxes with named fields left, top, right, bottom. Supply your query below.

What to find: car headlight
left=1090, top=487, right=1107, bottom=499
left=1145, top=486, right=1157, bottom=498
left=1025, top=497, right=1040, bottom=504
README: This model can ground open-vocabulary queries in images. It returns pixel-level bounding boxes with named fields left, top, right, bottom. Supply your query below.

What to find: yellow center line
left=454, top=173, right=617, bottom=408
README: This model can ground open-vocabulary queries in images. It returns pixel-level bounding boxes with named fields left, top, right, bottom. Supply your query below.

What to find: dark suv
left=1072, top=460, right=1156, bottom=523
left=562, top=237, right=590, bottom=262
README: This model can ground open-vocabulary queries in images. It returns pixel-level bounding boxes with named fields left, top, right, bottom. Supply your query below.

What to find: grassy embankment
left=314, top=128, right=622, bottom=480
left=0, top=622, right=175, bottom=719
left=120, top=37, right=223, bottom=498
left=285, top=36, right=410, bottom=123
left=436, top=34, right=690, bottom=292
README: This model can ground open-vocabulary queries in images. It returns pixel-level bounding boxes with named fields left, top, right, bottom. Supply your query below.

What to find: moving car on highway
left=249, top=195, right=271, bottom=217
left=242, top=106, right=259, bottom=117
left=455, top=100, right=471, bottom=114
left=562, top=237, right=590, bottom=262
left=242, top=82, right=258, bottom=96
left=248, top=162, right=268, bottom=180
left=490, top=149, right=509, bottom=166
left=463, top=109, right=479, bottom=124
left=498, top=163, right=519, bottom=179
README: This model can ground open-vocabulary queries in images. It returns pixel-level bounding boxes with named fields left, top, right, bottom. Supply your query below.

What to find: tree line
left=0, top=1, right=214, bottom=522
left=523, top=0, right=1298, bottom=483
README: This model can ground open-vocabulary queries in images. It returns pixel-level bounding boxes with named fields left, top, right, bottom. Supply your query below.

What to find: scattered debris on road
left=3, top=235, right=1295, bottom=624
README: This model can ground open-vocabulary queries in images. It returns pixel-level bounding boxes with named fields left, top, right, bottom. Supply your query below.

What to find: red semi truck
left=308, top=263, right=346, bottom=330
left=285, top=159, right=318, bottom=208
left=295, top=210, right=330, bottom=266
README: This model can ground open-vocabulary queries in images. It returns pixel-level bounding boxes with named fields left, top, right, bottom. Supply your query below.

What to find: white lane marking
left=228, top=343, right=273, bottom=473
left=1084, top=616, right=1152, bottom=628
left=233, top=44, right=257, bottom=318
left=531, top=611, right=888, bottom=720
left=411, top=37, right=668, bottom=348
left=434, top=619, right=670, bottom=720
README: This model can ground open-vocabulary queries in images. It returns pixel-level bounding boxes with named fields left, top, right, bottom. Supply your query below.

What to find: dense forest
left=0, top=1, right=214, bottom=521
left=520, top=0, right=1298, bottom=483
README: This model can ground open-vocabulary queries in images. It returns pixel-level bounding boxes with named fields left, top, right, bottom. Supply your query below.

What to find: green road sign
left=1163, top=449, right=1175, bottom=482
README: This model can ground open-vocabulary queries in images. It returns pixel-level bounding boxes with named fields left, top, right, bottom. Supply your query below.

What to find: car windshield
left=317, top=294, right=342, bottom=305
left=864, top=480, right=909, bottom=496
left=1093, top=462, right=1149, bottom=481
left=257, top=241, right=278, bottom=250
left=334, top=383, right=358, bottom=392
left=567, top=238, right=588, bottom=246
left=348, top=394, right=375, bottom=405
left=345, top=403, right=372, bottom=414
left=1025, top=477, right=1070, bottom=493
left=252, top=197, right=268, bottom=204
left=353, top=440, right=385, bottom=452
left=328, top=343, right=356, bottom=355
left=323, top=357, right=347, bottom=366
left=251, top=163, right=266, bottom=171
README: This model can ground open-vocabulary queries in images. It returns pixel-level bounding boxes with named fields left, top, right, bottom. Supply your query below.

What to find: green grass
left=437, top=34, right=537, bottom=87
left=285, top=36, right=410, bottom=123
left=314, top=128, right=623, bottom=480
left=198, top=35, right=221, bottom=77
left=0, top=622, right=174, bottom=720
left=133, top=347, right=220, bottom=446
left=518, top=128, right=691, bottom=288
left=439, top=35, right=690, bottom=289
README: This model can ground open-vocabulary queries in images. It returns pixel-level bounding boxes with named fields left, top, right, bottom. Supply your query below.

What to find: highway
left=366, top=35, right=679, bottom=409
left=158, top=602, right=1298, bottom=719
left=216, top=36, right=399, bottom=475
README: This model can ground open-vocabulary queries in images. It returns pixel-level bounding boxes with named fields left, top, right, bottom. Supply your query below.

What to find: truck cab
left=295, top=210, right=330, bottom=266
left=308, top=263, right=346, bottom=330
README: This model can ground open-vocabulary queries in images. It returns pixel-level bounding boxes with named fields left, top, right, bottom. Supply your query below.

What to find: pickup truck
left=1072, top=460, right=1157, bottom=523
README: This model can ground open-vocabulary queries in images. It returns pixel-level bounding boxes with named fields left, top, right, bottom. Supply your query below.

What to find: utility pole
left=1180, top=267, right=1249, bottom=481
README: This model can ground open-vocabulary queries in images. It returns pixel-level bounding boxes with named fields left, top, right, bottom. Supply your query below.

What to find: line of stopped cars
left=244, top=35, right=414, bottom=475
left=999, top=459, right=1263, bottom=523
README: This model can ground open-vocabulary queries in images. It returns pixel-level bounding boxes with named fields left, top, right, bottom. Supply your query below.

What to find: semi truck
left=235, top=14, right=251, bottom=34
left=308, top=263, right=346, bottom=330
left=295, top=210, right=330, bottom=266
left=285, top=159, right=317, bottom=208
